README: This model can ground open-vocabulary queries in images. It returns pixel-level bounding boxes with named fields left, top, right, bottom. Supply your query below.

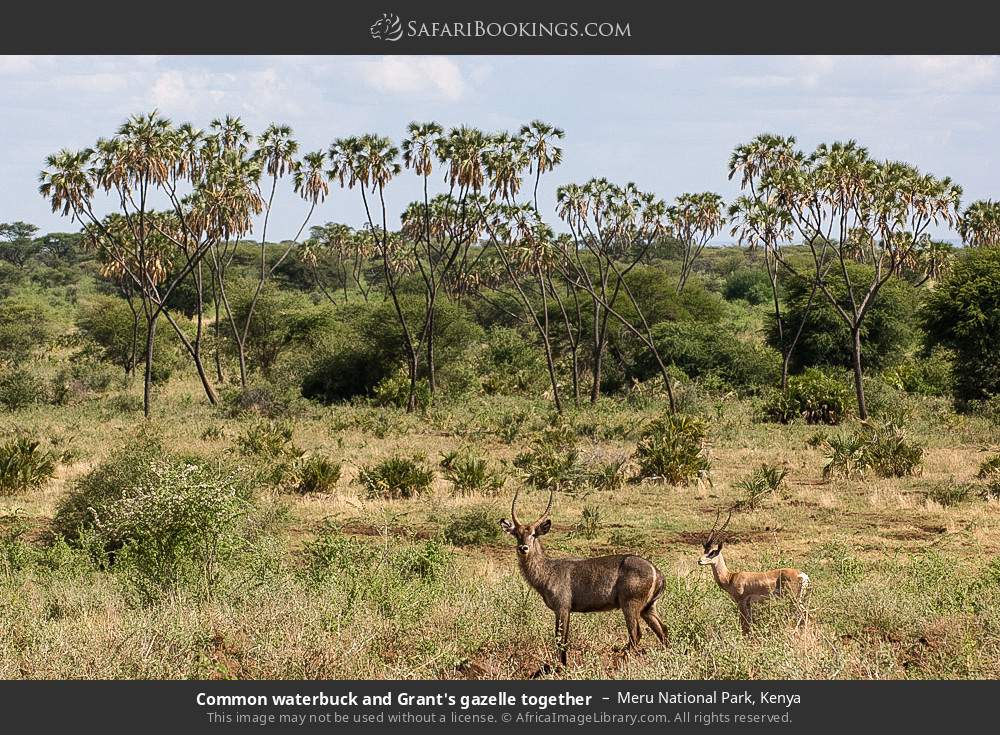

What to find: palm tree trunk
left=851, top=325, right=867, bottom=419
left=142, top=313, right=157, bottom=418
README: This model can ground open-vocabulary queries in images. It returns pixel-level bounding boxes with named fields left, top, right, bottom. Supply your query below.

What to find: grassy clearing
left=2, top=376, right=998, bottom=680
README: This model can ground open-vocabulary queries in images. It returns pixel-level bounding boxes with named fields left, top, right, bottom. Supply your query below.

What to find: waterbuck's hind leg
left=621, top=600, right=644, bottom=653
left=641, top=607, right=667, bottom=644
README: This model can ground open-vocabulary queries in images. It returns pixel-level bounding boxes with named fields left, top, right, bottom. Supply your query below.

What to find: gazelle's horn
left=716, top=508, right=734, bottom=542
left=706, top=509, right=722, bottom=546
left=537, top=488, right=555, bottom=524
left=511, top=487, right=522, bottom=526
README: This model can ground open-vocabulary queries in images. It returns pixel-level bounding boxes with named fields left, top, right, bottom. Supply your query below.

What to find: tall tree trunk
left=142, top=314, right=158, bottom=418
left=851, top=325, right=868, bottom=420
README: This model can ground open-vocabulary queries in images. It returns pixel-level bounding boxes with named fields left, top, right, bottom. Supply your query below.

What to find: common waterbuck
left=500, top=487, right=667, bottom=666
left=698, top=510, right=810, bottom=635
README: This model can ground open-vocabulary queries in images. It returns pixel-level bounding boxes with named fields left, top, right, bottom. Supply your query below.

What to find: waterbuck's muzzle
left=517, top=544, right=530, bottom=554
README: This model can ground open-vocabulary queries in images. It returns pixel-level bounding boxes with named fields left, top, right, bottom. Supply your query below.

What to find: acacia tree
left=762, top=140, right=962, bottom=418
left=728, top=134, right=816, bottom=391
left=670, top=192, right=726, bottom=291
left=0, top=221, right=39, bottom=269
left=39, top=112, right=265, bottom=416
left=959, top=200, right=1000, bottom=247
left=557, top=179, right=677, bottom=410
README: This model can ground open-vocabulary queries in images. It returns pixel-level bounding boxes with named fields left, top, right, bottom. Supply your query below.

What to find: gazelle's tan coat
left=699, top=546, right=809, bottom=634
left=698, top=510, right=809, bottom=634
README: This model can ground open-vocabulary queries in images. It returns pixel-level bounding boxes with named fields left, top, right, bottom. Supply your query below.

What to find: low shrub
left=882, top=347, right=954, bottom=398
left=923, top=481, right=973, bottom=507
left=477, top=327, right=547, bottom=396
left=295, top=455, right=342, bottom=495
left=235, top=418, right=298, bottom=459
left=576, top=505, right=601, bottom=540
left=0, top=437, right=58, bottom=495
left=513, top=426, right=586, bottom=493
left=51, top=359, right=119, bottom=404
left=372, top=370, right=430, bottom=412
left=723, top=267, right=773, bottom=305
left=357, top=455, right=434, bottom=499
left=633, top=414, right=709, bottom=484
left=53, top=440, right=258, bottom=599
left=442, top=507, right=504, bottom=547
left=977, top=454, right=1000, bottom=482
left=439, top=447, right=504, bottom=496
left=823, top=420, right=923, bottom=480
left=735, top=463, right=788, bottom=510
left=588, top=457, right=628, bottom=493
left=762, top=369, right=850, bottom=425
left=0, top=368, right=47, bottom=410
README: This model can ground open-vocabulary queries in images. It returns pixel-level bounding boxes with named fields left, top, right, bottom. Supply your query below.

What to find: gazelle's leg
left=738, top=599, right=752, bottom=636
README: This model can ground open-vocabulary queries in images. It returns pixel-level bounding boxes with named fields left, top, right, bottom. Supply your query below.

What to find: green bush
left=978, top=454, right=1000, bottom=481
left=923, top=481, right=973, bottom=507
left=588, top=457, right=628, bottom=493
left=76, top=296, right=180, bottom=382
left=302, top=296, right=481, bottom=404
left=53, top=440, right=258, bottom=599
left=0, top=293, right=54, bottom=365
left=51, top=358, right=119, bottom=404
left=513, top=424, right=586, bottom=492
left=643, top=321, right=780, bottom=395
left=724, top=267, right=773, bottom=305
left=0, top=368, right=48, bottom=410
left=442, top=507, right=504, bottom=547
left=823, top=420, right=923, bottom=480
left=882, top=347, right=954, bottom=398
left=762, top=368, right=850, bottom=424
left=633, top=414, right=709, bottom=484
left=922, top=247, right=1000, bottom=405
left=439, top=447, right=504, bottom=496
left=477, top=327, right=546, bottom=396
left=372, top=370, right=430, bottom=411
left=0, top=437, right=58, bottom=495
left=357, top=455, right=434, bottom=499
left=773, top=262, right=917, bottom=372
left=295, top=455, right=342, bottom=495
left=735, top=463, right=788, bottom=510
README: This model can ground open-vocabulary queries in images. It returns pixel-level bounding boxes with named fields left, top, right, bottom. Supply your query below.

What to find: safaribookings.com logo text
left=370, top=13, right=631, bottom=42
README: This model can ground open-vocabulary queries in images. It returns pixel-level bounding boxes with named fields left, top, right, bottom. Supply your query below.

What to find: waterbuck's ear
left=535, top=519, right=552, bottom=536
left=499, top=519, right=516, bottom=535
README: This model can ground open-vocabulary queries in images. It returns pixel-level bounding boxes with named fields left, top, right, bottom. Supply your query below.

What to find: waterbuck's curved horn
left=537, top=488, right=554, bottom=524
left=511, top=486, right=522, bottom=526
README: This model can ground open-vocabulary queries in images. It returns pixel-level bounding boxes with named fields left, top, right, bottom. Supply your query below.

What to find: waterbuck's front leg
left=555, top=609, right=571, bottom=666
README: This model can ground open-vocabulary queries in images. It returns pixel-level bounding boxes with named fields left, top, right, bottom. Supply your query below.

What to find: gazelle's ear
left=716, top=542, right=724, bottom=552
left=535, top=519, right=552, bottom=536
left=499, top=519, right=516, bottom=535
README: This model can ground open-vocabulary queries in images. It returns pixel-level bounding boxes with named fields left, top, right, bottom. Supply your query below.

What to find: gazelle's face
left=698, top=542, right=723, bottom=566
left=500, top=518, right=551, bottom=556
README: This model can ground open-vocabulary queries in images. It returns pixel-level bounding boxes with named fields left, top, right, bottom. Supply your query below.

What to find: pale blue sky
left=2, top=55, right=998, bottom=241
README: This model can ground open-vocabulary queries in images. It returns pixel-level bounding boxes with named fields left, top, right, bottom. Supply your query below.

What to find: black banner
left=4, top=0, right=1000, bottom=54
left=1, top=680, right=997, bottom=733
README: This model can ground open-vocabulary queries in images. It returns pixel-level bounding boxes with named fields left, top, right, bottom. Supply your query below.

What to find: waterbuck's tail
left=643, top=566, right=666, bottom=613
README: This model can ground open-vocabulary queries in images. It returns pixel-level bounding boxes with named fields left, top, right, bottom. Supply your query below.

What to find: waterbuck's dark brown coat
left=501, top=489, right=666, bottom=666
